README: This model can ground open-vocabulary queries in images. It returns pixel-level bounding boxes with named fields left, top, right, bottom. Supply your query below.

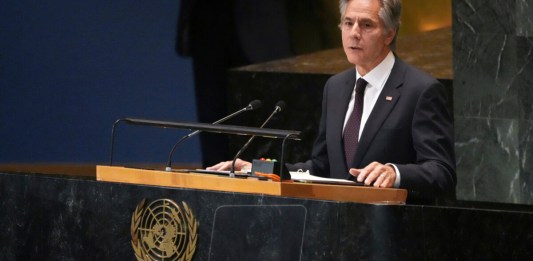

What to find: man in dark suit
left=209, top=0, right=456, bottom=199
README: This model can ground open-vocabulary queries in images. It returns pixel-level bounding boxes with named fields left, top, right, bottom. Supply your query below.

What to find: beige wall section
left=400, top=0, right=452, bottom=36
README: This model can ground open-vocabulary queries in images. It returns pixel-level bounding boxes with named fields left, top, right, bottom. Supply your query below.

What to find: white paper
left=289, top=171, right=356, bottom=184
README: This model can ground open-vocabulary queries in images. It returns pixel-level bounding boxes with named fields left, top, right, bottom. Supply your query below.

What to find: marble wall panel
left=520, top=120, right=533, bottom=204
left=453, top=0, right=533, bottom=204
left=454, top=0, right=516, bottom=34
left=455, top=117, right=521, bottom=203
left=453, top=33, right=522, bottom=119
left=517, top=0, right=533, bottom=37
left=515, top=36, right=533, bottom=119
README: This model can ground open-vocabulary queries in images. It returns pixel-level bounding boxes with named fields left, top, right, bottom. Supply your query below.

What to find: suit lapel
left=352, top=59, right=405, bottom=167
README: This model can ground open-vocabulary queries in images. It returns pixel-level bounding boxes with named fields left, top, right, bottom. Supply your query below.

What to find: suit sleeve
left=396, top=81, right=457, bottom=198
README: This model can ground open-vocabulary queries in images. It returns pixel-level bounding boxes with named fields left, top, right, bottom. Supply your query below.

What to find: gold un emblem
left=131, top=199, right=198, bottom=261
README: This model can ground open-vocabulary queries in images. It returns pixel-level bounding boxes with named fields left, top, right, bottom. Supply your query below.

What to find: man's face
left=341, top=0, right=395, bottom=75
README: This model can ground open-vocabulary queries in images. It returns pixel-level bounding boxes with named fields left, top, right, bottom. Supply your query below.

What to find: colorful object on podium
left=251, top=158, right=291, bottom=181
left=254, top=172, right=281, bottom=182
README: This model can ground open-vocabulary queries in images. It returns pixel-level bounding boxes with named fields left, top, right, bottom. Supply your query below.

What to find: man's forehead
left=343, top=10, right=380, bottom=22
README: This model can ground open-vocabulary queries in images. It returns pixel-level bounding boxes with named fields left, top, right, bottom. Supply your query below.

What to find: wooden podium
left=96, top=165, right=407, bottom=204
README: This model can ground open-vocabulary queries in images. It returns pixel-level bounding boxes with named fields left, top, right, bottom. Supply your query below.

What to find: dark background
left=0, top=1, right=200, bottom=166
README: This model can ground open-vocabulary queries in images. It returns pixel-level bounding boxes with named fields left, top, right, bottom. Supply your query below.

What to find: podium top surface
left=96, top=165, right=407, bottom=204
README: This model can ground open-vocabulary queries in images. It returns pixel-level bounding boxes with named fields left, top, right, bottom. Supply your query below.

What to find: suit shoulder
left=398, top=59, right=440, bottom=86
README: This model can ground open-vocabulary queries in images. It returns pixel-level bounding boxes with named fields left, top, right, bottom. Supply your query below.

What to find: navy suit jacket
left=288, top=57, right=456, bottom=198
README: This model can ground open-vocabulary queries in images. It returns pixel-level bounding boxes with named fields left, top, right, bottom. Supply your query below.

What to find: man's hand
left=206, top=158, right=252, bottom=172
left=349, top=162, right=396, bottom=188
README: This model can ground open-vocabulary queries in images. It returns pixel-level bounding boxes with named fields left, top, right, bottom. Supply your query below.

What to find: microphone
left=230, top=101, right=286, bottom=176
left=165, top=99, right=262, bottom=171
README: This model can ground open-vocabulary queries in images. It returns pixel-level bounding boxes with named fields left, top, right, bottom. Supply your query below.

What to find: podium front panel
left=1, top=170, right=533, bottom=260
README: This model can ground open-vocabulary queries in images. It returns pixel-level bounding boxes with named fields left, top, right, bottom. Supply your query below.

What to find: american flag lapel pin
left=386, top=96, right=393, bottom=101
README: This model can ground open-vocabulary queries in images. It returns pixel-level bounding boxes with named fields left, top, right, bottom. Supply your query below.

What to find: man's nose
left=349, top=24, right=361, bottom=38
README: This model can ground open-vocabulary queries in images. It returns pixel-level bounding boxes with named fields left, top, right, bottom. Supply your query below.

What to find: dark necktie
left=343, top=78, right=368, bottom=166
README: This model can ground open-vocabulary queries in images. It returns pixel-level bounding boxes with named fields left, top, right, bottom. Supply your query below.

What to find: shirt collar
left=355, top=51, right=395, bottom=90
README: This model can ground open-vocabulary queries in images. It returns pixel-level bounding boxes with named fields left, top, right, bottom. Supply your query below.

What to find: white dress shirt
left=342, top=51, right=401, bottom=187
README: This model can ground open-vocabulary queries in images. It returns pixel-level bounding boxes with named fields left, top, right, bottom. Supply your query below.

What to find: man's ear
left=385, top=29, right=396, bottom=45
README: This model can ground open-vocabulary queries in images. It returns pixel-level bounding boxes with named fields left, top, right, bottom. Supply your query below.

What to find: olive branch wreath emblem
left=131, top=199, right=198, bottom=261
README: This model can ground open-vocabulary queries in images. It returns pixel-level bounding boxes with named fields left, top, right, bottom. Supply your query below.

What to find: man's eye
left=342, top=21, right=353, bottom=30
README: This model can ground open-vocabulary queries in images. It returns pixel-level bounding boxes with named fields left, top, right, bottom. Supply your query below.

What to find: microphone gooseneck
left=230, top=101, right=286, bottom=176
left=165, top=99, right=262, bottom=171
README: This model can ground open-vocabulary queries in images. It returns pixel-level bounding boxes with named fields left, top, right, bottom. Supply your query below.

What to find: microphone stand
left=109, top=119, right=300, bottom=166
left=165, top=100, right=261, bottom=171
left=230, top=102, right=285, bottom=177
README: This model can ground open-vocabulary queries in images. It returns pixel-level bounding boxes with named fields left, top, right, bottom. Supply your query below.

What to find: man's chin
left=345, top=56, right=363, bottom=66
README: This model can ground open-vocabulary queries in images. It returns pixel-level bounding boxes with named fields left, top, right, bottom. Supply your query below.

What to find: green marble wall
left=453, top=0, right=533, bottom=204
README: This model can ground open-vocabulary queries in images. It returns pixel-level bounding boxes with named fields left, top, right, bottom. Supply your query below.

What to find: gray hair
left=339, top=0, right=402, bottom=34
